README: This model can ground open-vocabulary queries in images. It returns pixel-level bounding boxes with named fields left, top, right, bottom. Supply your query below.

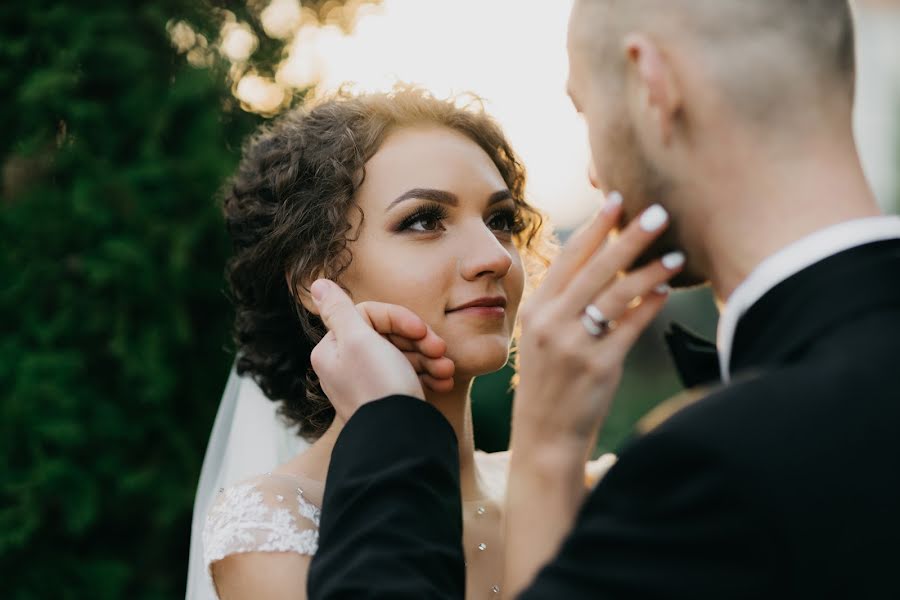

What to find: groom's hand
left=354, top=299, right=456, bottom=394
left=309, top=279, right=455, bottom=421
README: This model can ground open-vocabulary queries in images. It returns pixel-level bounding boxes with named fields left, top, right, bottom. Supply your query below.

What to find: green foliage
left=1, top=2, right=261, bottom=597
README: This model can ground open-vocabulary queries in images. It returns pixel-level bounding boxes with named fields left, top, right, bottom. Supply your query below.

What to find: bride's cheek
left=507, top=258, right=526, bottom=310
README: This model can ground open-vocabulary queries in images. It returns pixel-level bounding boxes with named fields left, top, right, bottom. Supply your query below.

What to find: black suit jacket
left=308, top=240, right=900, bottom=599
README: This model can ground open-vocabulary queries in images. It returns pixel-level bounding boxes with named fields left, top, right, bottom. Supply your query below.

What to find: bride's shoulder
left=203, top=472, right=321, bottom=567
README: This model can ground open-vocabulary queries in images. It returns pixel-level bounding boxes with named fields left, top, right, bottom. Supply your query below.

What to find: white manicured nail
left=662, top=251, right=685, bottom=270
left=654, top=284, right=671, bottom=295
left=602, top=192, right=623, bottom=215
left=606, top=192, right=622, bottom=207
left=640, top=204, right=668, bottom=232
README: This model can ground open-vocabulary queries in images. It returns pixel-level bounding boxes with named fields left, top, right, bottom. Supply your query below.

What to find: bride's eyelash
left=393, top=202, right=526, bottom=234
left=489, top=206, right=527, bottom=234
left=395, top=202, right=449, bottom=232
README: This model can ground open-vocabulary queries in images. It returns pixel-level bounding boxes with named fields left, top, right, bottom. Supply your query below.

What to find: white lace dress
left=202, top=472, right=322, bottom=598
left=201, top=453, right=616, bottom=599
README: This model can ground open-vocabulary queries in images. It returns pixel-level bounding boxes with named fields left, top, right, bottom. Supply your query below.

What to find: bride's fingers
left=586, top=253, right=683, bottom=322
left=607, top=288, right=670, bottom=349
left=535, top=193, right=622, bottom=302
left=564, top=203, right=671, bottom=311
left=404, top=352, right=455, bottom=380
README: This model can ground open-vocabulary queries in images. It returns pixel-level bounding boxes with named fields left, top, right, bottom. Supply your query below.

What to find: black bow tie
left=664, top=322, right=721, bottom=388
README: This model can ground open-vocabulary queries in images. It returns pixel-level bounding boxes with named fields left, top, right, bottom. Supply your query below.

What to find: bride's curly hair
left=223, top=85, right=555, bottom=440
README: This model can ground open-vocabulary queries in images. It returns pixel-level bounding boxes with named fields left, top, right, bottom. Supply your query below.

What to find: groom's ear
left=624, top=33, right=682, bottom=146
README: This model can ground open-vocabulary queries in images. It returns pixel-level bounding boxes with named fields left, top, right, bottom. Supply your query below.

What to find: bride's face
left=340, top=125, right=525, bottom=377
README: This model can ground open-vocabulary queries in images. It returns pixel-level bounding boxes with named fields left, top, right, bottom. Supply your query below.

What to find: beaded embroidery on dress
left=202, top=473, right=321, bottom=597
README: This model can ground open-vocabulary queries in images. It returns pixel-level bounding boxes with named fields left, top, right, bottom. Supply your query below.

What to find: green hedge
left=1, top=2, right=261, bottom=597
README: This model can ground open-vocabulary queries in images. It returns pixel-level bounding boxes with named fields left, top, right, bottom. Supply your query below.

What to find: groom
left=307, top=0, right=900, bottom=597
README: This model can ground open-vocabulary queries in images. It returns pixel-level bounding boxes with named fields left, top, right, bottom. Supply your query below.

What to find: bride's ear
left=286, top=270, right=321, bottom=316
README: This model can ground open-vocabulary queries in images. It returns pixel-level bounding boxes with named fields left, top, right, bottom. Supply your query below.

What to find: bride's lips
left=446, top=296, right=507, bottom=317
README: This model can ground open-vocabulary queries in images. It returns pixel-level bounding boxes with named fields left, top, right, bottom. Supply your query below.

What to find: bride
left=186, top=85, right=613, bottom=600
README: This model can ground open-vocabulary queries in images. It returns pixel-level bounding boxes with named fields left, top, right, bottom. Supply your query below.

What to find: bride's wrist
left=511, top=404, right=596, bottom=454
left=509, top=424, right=593, bottom=475
left=508, top=431, right=590, bottom=513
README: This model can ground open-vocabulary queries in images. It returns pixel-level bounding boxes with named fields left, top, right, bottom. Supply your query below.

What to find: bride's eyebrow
left=487, top=190, right=513, bottom=205
left=386, top=188, right=512, bottom=212
left=387, top=188, right=457, bottom=211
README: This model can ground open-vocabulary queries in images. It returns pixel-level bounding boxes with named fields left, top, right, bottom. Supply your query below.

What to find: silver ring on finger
left=581, top=304, right=614, bottom=338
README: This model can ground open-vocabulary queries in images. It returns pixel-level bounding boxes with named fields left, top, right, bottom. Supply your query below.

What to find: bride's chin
left=446, top=343, right=512, bottom=379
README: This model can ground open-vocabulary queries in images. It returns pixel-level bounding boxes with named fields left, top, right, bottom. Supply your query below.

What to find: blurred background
left=2, top=0, right=898, bottom=597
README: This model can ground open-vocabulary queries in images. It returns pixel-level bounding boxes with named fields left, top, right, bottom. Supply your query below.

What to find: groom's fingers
left=309, top=330, right=339, bottom=395
left=312, top=280, right=449, bottom=361
left=403, top=352, right=455, bottom=380
left=421, top=374, right=455, bottom=393
left=387, top=334, right=419, bottom=352
left=387, top=333, right=448, bottom=361
left=358, top=301, right=447, bottom=359
left=356, top=301, right=427, bottom=340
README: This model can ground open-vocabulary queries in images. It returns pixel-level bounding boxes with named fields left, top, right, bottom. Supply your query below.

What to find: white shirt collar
left=716, top=215, right=900, bottom=382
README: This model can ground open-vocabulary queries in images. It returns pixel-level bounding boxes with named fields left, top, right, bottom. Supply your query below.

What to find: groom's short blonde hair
left=577, top=0, right=856, bottom=123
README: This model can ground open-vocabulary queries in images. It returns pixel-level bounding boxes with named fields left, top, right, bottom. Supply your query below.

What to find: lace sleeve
left=202, top=473, right=321, bottom=570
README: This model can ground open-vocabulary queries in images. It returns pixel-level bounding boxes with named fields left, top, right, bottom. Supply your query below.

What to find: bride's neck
left=302, top=378, right=482, bottom=500
left=423, top=377, right=480, bottom=501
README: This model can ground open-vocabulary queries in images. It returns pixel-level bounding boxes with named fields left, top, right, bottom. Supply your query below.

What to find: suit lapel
left=730, top=240, right=900, bottom=377
left=642, top=240, right=900, bottom=435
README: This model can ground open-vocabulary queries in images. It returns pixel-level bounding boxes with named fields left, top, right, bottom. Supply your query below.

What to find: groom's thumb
left=310, top=278, right=332, bottom=304
left=311, top=279, right=363, bottom=337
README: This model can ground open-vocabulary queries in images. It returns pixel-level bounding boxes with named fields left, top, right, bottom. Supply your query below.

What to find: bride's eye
left=396, top=204, right=448, bottom=233
left=487, top=207, right=524, bottom=235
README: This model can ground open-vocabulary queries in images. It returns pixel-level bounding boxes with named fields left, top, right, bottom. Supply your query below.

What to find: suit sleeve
left=307, top=395, right=465, bottom=599
left=517, top=428, right=782, bottom=599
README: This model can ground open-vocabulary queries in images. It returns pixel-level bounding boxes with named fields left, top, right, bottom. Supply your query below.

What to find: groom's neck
left=695, top=132, right=881, bottom=304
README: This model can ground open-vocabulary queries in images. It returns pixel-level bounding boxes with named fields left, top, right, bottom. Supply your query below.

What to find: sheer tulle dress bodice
left=202, top=473, right=323, bottom=598
left=201, top=452, right=615, bottom=599
left=201, top=453, right=510, bottom=599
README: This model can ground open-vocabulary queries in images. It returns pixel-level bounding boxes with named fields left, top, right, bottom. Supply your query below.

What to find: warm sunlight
left=235, top=0, right=600, bottom=229
left=221, top=0, right=900, bottom=227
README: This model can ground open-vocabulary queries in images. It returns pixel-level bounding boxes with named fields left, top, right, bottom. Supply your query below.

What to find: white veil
left=185, top=364, right=311, bottom=600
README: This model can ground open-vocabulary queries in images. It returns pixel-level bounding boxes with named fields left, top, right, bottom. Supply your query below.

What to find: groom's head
left=567, top=0, right=857, bottom=286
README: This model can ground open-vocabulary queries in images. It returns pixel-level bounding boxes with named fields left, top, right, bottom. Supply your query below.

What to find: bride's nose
left=458, top=225, right=513, bottom=281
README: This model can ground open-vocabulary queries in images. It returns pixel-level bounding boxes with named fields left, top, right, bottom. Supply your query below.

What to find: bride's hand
left=513, top=195, right=684, bottom=452
left=309, top=279, right=455, bottom=422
